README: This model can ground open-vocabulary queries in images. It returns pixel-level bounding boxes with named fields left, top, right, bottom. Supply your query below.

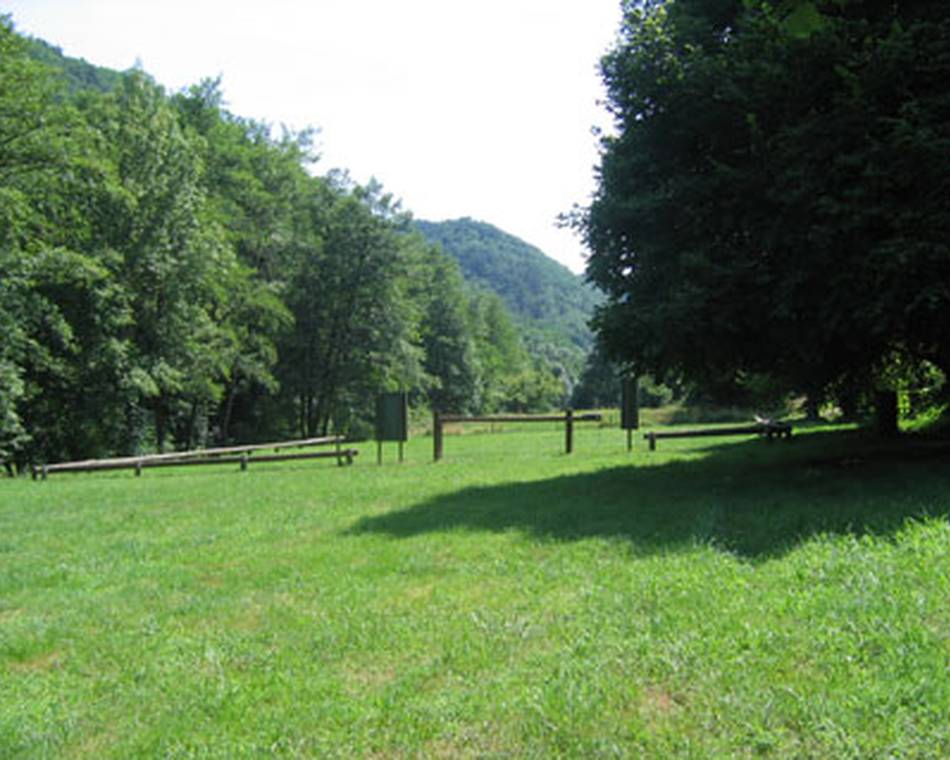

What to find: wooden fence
left=432, top=410, right=602, bottom=461
left=32, top=436, right=357, bottom=479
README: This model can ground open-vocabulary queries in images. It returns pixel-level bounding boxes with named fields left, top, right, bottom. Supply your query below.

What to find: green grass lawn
left=2, top=423, right=949, bottom=758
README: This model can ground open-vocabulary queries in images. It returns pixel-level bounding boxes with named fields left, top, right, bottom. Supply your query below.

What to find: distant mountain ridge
left=25, top=36, right=123, bottom=94
left=414, top=218, right=599, bottom=362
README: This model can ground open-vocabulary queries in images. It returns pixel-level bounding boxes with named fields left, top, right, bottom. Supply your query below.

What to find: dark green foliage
left=576, top=0, right=950, bottom=425
left=571, top=344, right=675, bottom=410
left=570, top=344, right=621, bottom=409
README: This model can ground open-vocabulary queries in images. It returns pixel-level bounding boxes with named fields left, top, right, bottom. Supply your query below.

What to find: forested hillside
left=24, top=36, right=123, bottom=94
left=0, top=18, right=570, bottom=471
left=415, top=218, right=600, bottom=388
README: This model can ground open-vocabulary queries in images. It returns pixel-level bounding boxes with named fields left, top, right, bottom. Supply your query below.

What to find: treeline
left=0, top=18, right=564, bottom=469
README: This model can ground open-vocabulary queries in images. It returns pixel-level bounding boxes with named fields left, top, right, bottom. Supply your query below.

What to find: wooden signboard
left=375, top=392, right=408, bottom=463
left=621, top=376, right=639, bottom=430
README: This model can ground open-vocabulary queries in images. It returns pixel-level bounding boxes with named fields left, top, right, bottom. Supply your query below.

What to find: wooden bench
left=32, top=436, right=357, bottom=479
left=644, top=422, right=792, bottom=451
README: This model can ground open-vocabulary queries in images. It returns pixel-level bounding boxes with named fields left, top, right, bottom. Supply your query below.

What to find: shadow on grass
left=348, top=431, right=950, bottom=560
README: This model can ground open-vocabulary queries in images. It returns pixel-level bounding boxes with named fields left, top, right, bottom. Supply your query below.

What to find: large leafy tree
left=81, top=73, right=239, bottom=451
left=279, top=179, right=423, bottom=437
left=405, top=241, right=480, bottom=414
left=0, top=14, right=53, bottom=464
left=173, top=80, right=303, bottom=443
left=576, top=0, right=950, bottom=426
left=0, top=15, right=131, bottom=464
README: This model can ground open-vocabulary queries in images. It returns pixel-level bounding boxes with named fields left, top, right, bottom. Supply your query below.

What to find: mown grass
left=1, top=423, right=949, bottom=757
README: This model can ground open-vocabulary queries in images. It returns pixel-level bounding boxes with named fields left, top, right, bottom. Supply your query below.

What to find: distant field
left=2, top=424, right=949, bottom=757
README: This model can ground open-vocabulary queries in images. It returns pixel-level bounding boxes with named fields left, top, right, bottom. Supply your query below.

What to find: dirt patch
left=64, top=727, right=117, bottom=760
left=0, top=607, right=23, bottom=623
left=341, top=662, right=398, bottom=695
left=198, top=573, right=225, bottom=588
left=8, top=649, right=63, bottom=673
left=638, top=684, right=682, bottom=722
left=422, top=723, right=511, bottom=758
left=404, top=582, right=435, bottom=603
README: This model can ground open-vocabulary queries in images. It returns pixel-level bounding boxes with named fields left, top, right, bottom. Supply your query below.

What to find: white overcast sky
left=3, top=0, right=621, bottom=273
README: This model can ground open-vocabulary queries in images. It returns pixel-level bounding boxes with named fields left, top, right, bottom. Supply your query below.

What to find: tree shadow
left=347, top=431, right=950, bottom=561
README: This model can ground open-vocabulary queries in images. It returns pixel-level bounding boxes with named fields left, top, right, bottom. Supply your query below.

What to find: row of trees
left=574, top=0, right=950, bottom=431
left=0, top=17, right=564, bottom=469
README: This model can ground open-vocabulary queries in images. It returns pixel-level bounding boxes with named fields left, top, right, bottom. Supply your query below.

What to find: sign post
left=621, top=376, right=640, bottom=451
left=375, top=392, right=409, bottom=464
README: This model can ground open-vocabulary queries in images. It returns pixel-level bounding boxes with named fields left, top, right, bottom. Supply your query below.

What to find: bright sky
left=3, top=0, right=620, bottom=273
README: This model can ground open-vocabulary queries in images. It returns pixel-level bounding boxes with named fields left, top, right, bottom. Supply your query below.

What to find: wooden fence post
left=565, top=408, right=574, bottom=454
left=433, top=411, right=443, bottom=462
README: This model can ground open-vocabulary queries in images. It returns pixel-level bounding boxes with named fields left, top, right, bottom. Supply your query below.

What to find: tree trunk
left=184, top=399, right=198, bottom=450
left=838, top=384, right=859, bottom=422
left=304, top=393, right=315, bottom=437
left=220, top=382, right=236, bottom=443
left=875, top=390, right=899, bottom=437
left=154, top=395, right=168, bottom=452
left=123, top=400, right=145, bottom=456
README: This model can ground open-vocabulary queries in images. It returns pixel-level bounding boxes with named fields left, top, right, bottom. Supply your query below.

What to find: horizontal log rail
left=644, top=423, right=792, bottom=451
left=433, top=410, right=603, bottom=461
left=33, top=436, right=352, bottom=479
left=439, top=413, right=602, bottom=424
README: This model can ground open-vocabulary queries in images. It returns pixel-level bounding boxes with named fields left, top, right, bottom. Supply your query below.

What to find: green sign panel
left=376, top=392, right=408, bottom=442
left=621, top=377, right=639, bottom=430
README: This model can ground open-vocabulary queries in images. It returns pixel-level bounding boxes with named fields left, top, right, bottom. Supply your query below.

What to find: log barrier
left=432, top=410, right=602, bottom=462
left=33, top=436, right=355, bottom=479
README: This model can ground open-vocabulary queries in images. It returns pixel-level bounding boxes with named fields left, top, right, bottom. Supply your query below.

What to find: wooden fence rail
left=33, top=436, right=355, bottom=479
left=433, top=410, right=602, bottom=461
left=644, top=422, right=792, bottom=451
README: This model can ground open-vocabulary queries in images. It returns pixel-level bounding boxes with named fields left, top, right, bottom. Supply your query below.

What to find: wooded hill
left=24, top=36, right=123, bottom=94
left=1, top=18, right=582, bottom=469
left=415, top=218, right=599, bottom=386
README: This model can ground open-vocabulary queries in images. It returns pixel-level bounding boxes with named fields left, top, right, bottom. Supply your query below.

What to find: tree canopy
left=575, top=0, right=950, bottom=420
left=0, top=18, right=570, bottom=470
